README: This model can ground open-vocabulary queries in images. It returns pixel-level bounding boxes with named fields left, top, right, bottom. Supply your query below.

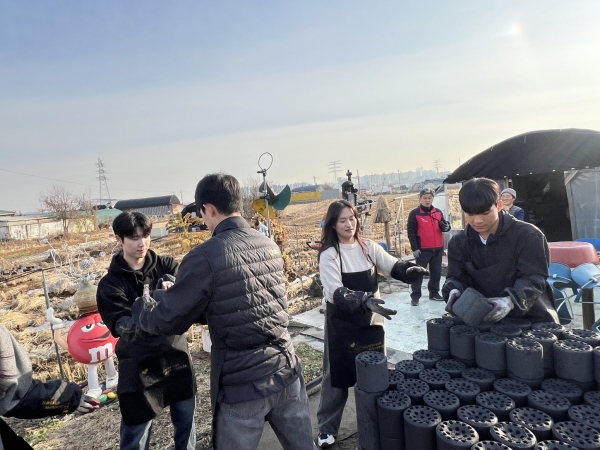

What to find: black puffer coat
left=132, top=216, right=299, bottom=412
left=442, top=211, right=558, bottom=323
left=97, top=250, right=196, bottom=425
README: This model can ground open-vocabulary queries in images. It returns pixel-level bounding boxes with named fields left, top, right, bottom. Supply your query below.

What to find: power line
left=328, top=160, right=341, bottom=186
left=96, top=158, right=112, bottom=204
left=0, top=167, right=179, bottom=195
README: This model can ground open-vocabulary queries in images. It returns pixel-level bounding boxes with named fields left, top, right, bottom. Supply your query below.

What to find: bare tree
left=240, top=177, right=262, bottom=219
left=39, top=186, right=87, bottom=234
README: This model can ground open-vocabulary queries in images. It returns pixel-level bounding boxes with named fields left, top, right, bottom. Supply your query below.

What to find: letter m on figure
left=88, top=343, right=113, bottom=363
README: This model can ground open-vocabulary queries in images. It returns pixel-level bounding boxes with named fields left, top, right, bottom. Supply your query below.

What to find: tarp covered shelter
left=445, top=129, right=600, bottom=183
left=114, top=195, right=182, bottom=217
left=444, top=129, right=600, bottom=241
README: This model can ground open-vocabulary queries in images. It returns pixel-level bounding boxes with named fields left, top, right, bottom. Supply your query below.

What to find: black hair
left=112, top=211, right=152, bottom=240
left=318, top=199, right=367, bottom=259
left=459, top=177, right=500, bottom=214
left=195, top=173, right=242, bottom=216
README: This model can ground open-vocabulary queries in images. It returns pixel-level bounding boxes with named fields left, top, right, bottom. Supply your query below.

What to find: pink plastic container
left=548, top=241, right=598, bottom=268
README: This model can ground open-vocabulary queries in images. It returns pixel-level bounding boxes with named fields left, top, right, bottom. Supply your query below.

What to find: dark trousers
left=410, top=248, right=443, bottom=300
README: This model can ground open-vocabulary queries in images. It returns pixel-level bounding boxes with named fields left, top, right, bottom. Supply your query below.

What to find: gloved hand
left=405, top=265, right=429, bottom=282
left=46, top=307, right=66, bottom=329
left=483, top=297, right=514, bottom=322
left=439, top=220, right=451, bottom=232
left=444, top=289, right=462, bottom=313
left=156, top=274, right=176, bottom=290
left=76, top=394, right=100, bottom=415
left=364, top=296, right=397, bottom=320
left=413, top=250, right=422, bottom=259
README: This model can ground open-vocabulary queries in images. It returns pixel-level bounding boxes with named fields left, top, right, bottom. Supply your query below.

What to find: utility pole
left=433, top=159, right=442, bottom=175
left=313, top=176, right=317, bottom=187
left=96, top=158, right=111, bottom=206
left=180, top=190, right=184, bottom=205
left=328, top=160, right=341, bottom=186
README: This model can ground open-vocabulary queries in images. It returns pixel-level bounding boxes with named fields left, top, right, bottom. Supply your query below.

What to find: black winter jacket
left=132, top=216, right=299, bottom=410
left=96, top=250, right=196, bottom=425
left=442, top=211, right=558, bottom=323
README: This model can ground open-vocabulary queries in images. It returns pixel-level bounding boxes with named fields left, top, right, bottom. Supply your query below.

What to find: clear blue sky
left=1, top=1, right=599, bottom=211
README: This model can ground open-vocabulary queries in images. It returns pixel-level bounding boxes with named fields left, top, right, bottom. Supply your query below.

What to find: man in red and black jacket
left=407, top=188, right=451, bottom=306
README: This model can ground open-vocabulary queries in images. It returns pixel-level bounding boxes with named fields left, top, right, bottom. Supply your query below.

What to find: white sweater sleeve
left=366, top=240, right=398, bottom=277
left=319, top=248, right=343, bottom=304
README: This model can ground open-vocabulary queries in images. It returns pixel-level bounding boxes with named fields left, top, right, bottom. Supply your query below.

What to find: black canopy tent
left=445, top=129, right=600, bottom=183
left=443, top=129, right=600, bottom=242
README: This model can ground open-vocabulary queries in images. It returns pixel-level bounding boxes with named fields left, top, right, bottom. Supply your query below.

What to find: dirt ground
left=0, top=193, right=419, bottom=449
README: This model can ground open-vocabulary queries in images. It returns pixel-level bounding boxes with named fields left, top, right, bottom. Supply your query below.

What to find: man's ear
left=497, top=200, right=503, bottom=210
left=203, top=203, right=217, bottom=218
left=115, top=235, right=124, bottom=246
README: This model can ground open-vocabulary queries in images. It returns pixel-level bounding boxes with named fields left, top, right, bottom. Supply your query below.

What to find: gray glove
left=365, top=296, right=397, bottom=320
left=483, top=296, right=514, bottom=322
left=444, top=289, right=462, bottom=314
left=76, top=394, right=100, bottom=415
left=439, top=220, right=451, bottom=232
left=413, top=250, right=422, bottom=259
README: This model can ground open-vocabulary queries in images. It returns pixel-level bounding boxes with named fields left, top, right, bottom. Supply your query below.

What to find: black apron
left=326, top=250, right=384, bottom=388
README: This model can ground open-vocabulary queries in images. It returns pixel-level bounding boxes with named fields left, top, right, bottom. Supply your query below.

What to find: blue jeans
left=120, top=397, right=196, bottom=450
left=214, top=376, right=315, bottom=450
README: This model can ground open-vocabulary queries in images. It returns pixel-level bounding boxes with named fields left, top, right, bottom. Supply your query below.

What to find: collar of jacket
left=212, top=215, right=250, bottom=237
left=419, top=205, right=434, bottom=213
left=111, top=248, right=158, bottom=276
left=465, top=210, right=515, bottom=243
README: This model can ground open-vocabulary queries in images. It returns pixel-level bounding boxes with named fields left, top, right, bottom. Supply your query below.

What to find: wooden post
left=384, top=222, right=391, bottom=251
left=582, top=289, right=595, bottom=330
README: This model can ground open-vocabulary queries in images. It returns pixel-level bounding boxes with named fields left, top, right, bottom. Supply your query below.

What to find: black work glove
left=156, top=274, right=176, bottom=290
left=439, top=220, right=451, bottom=232
left=391, top=260, right=429, bottom=283
left=364, top=296, right=397, bottom=320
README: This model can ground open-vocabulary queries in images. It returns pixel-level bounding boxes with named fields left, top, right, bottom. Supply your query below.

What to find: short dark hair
left=195, top=173, right=242, bottom=215
left=459, top=178, right=500, bottom=214
left=112, top=211, right=152, bottom=240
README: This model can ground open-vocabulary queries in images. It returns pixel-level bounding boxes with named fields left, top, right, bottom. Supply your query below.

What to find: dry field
left=0, top=193, right=420, bottom=448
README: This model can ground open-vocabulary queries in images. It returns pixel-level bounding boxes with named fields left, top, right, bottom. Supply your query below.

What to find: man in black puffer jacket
left=97, top=212, right=196, bottom=450
left=131, top=174, right=315, bottom=450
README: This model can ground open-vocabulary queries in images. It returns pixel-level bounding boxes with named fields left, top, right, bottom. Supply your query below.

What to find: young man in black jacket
left=97, top=212, right=196, bottom=450
left=443, top=178, right=558, bottom=323
left=131, top=174, right=315, bottom=450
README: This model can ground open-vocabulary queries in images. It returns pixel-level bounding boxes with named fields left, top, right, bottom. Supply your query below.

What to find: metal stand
left=257, top=152, right=273, bottom=238
left=42, top=269, right=66, bottom=380
left=583, top=289, right=595, bottom=330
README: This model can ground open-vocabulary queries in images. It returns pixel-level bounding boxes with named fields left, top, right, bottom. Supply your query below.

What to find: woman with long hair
left=315, top=200, right=427, bottom=448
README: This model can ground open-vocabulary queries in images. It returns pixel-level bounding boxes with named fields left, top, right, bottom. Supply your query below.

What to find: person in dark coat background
left=407, top=188, right=451, bottom=306
left=500, top=188, right=525, bottom=221
left=443, top=178, right=558, bottom=324
left=130, top=174, right=315, bottom=450
left=97, top=211, right=196, bottom=450
left=0, top=324, right=98, bottom=450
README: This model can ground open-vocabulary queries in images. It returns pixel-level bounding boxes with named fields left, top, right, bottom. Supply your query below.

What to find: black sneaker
left=317, top=433, right=335, bottom=448
left=411, top=299, right=419, bottom=306
left=429, top=293, right=444, bottom=301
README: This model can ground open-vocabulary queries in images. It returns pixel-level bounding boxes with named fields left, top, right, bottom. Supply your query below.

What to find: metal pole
left=260, top=170, right=271, bottom=238
left=42, top=269, right=66, bottom=380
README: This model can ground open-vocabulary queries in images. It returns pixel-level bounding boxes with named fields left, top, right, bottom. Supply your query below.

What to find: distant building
left=0, top=210, right=16, bottom=217
left=291, top=185, right=322, bottom=193
left=114, top=195, right=183, bottom=217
